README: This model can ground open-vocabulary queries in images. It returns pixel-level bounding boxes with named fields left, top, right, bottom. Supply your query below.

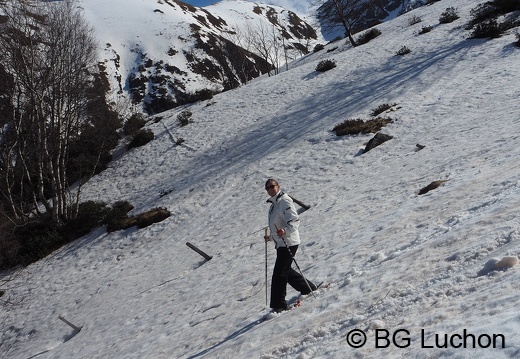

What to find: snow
left=2, top=0, right=520, bottom=358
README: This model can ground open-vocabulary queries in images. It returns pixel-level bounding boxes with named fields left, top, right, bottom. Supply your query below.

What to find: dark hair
left=265, top=178, right=279, bottom=187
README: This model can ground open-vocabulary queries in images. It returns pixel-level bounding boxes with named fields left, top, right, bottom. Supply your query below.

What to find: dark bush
left=333, top=117, right=393, bottom=136
left=183, top=88, right=213, bottom=104
left=396, top=46, right=411, bottom=56
left=2, top=202, right=111, bottom=268
left=356, top=28, right=382, bottom=45
left=467, top=0, right=520, bottom=36
left=123, top=113, right=147, bottom=136
left=145, top=95, right=177, bottom=115
left=128, top=129, right=154, bottom=149
left=61, top=201, right=110, bottom=240
left=313, top=43, right=325, bottom=52
left=470, top=18, right=503, bottom=38
left=493, top=0, right=520, bottom=13
left=0, top=216, right=18, bottom=269
left=177, top=110, right=193, bottom=127
left=0, top=199, right=142, bottom=268
left=468, top=2, right=498, bottom=28
left=104, top=201, right=135, bottom=232
left=439, top=7, right=459, bottom=24
left=315, top=59, right=336, bottom=72
left=515, top=31, right=520, bottom=47
left=418, top=25, right=433, bottom=34
left=15, top=224, right=61, bottom=266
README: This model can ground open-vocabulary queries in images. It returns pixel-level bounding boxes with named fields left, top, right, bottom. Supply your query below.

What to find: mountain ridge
left=81, top=0, right=322, bottom=114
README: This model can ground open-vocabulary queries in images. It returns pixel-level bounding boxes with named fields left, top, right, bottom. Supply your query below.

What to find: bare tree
left=221, top=26, right=255, bottom=85
left=313, top=0, right=383, bottom=47
left=244, top=21, right=286, bottom=76
left=0, top=0, right=98, bottom=224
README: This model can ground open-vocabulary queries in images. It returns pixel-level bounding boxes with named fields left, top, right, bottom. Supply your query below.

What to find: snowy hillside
left=80, top=0, right=322, bottom=114
left=2, top=0, right=520, bottom=358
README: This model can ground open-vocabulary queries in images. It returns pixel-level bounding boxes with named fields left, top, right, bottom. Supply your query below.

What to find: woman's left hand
left=276, top=228, right=286, bottom=237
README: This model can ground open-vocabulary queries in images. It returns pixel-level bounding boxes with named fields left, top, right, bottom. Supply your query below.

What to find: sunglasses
left=265, top=184, right=276, bottom=190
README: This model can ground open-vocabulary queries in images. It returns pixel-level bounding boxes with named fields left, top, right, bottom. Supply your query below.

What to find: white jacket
left=267, top=191, right=300, bottom=248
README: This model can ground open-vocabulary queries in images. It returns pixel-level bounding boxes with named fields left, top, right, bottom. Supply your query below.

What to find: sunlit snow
left=2, top=0, right=520, bottom=358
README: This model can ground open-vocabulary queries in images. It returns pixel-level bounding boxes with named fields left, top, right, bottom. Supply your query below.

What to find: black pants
left=270, top=245, right=316, bottom=309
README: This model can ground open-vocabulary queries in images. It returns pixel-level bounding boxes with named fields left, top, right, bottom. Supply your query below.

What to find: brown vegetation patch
left=333, top=117, right=393, bottom=136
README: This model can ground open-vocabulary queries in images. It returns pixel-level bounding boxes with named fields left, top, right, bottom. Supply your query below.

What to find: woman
left=264, top=179, right=317, bottom=312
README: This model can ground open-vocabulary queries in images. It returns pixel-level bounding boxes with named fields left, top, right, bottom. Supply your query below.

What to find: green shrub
left=333, top=117, right=393, bottom=136
left=315, top=59, right=336, bottom=72
left=128, top=129, right=154, bottom=149
left=356, top=28, right=382, bottom=45
left=439, top=7, right=459, bottom=24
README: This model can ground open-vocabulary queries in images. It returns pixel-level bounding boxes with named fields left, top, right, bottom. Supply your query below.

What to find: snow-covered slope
left=80, top=0, right=321, bottom=114
left=2, top=0, right=520, bottom=358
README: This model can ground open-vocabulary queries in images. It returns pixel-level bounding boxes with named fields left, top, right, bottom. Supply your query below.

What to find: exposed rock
left=364, top=132, right=393, bottom=153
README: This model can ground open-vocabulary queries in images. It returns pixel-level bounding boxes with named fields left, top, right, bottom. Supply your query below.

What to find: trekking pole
left=275, top=225, right=316, bottom=298
left=264, top=228, right=269, bottom=307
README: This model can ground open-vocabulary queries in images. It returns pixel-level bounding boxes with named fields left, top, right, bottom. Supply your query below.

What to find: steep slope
left=81, top=0, right=322, bottom=114
left=2, top=0, right=520, bottom=358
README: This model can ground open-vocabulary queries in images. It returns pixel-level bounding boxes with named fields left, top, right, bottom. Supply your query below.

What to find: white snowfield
left=2, top=0, right=520, bottom=358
